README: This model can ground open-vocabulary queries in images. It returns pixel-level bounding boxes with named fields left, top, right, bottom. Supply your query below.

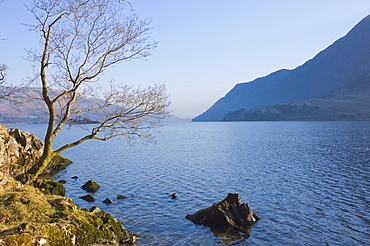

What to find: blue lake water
left=10, top=121, right=370, bottom=245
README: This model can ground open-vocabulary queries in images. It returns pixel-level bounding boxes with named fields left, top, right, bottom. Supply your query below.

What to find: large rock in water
left=186, top=193, right=260, bottom=232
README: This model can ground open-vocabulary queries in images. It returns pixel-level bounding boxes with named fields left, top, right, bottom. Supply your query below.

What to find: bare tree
left=0, top=0, right=5, bottom=82
left=0, top=64, right=6, bottom=82
left=26, top=0, right=171, bottom=177
left=0, top=0, right=11, bottom=100
left=0, top=64, right=12, bottom=100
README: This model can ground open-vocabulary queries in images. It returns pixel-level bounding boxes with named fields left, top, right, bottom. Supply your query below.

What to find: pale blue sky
left=0, top=1, right=369, bottom=118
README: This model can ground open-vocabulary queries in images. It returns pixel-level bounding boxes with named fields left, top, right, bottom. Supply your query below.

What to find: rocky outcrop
left=186, top=193, right=260, bottom=233
left=0, top=126, right=43, bottom=177
left=0, top=125, right=137, bottom=245
left=0, top=125, right=71, bottom=178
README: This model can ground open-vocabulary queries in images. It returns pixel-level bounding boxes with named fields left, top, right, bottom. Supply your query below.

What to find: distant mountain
left=0, top=87, right=104, bottom=124
left=0, top=87, right=187, bottom=124
left=165, top=115, right=192, bottom=122
left=193, top=15, right=370, bottom=121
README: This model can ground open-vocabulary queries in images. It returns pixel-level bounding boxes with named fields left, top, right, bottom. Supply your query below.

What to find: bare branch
left=0, top=65, right=24, bottom=103
left=25, top=0, right=171, bottom=177
left=0, top=64, right=7, bottom=83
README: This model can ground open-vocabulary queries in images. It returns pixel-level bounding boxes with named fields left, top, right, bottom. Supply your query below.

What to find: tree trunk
left=27, top=147, right=56, bottom=177
left=27, top=119, right=56, bottom=177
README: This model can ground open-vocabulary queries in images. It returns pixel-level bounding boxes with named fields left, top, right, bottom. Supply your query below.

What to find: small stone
left=131, top=235, right=139, bottom=243
left=117, top=194, right=127, bottom=199
left=20, top=196, right=31, bottom=204
left=39, top=238, right=47, bottom=245
left=79, top=194, right=96, bottom=202
left=170, top=193, right=177, bottom=199
left=19, top=223, right=29, bottom=231
left=103, top=198, right=113, bottom=204
left=120, top=235, right=139, bottom=244
left=58, top=179, right=67, bottom=184
left=71, top=176, right=78, bottom=179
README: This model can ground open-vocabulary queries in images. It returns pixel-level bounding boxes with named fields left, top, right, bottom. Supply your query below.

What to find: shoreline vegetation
left=0, top=125, right=138, bottom=245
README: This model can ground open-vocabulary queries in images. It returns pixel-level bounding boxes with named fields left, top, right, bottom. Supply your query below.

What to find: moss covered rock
left=0, top=233, right=32, bottom=246
left=34, top=179, right=66, bottom=196
left=0, top=176, right=136, bottom=245
left=81, top=180, right=100, bottom=193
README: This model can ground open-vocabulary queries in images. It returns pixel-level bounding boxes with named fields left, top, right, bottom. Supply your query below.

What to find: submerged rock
left=186, top=193, right=260, bottom=232
left=81, top=180, right=100, bottom=193
left=117, top=194, right=127, bottom=199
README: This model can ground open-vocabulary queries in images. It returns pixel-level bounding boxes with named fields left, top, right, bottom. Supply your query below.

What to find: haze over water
left=12, top=121, right=370, bottom=245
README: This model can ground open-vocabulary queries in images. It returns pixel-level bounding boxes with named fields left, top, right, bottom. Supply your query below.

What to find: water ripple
left=11, top=121, right=370, bottom=245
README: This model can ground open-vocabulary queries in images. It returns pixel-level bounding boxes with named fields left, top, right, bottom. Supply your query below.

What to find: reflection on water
left=211, top=227, right=251, bottom=245
left=10, top=121, right=370, bottom=245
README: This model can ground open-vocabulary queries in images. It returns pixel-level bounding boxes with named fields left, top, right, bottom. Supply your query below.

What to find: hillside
left=223, top=71, right=370, bottom=121
left=193, top=15, right=370, bottom=121
left=0, top=88, right=103, bottom=124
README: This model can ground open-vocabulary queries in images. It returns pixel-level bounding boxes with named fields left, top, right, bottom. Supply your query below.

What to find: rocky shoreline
left=0, top=125, right=137, bottom=245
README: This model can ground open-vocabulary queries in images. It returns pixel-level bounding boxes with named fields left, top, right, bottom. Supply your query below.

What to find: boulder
left=103, top=198, right=113, bottom=204
left=79, top=194, right=96, bottom=202
left=81, top=180, right=100, bottom=193
left=186, top=193, right=260, bottom=232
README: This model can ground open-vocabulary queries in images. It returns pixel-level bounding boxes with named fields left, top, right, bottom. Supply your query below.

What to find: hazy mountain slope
left=223, top=71, right=370, bottom=121
left=193, top=15, right=370, bottom=121
left=0, top=88, right=104, bottom=124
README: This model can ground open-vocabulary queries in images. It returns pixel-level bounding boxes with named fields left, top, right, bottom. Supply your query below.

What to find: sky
left=0, top=1, right=370, bottom=118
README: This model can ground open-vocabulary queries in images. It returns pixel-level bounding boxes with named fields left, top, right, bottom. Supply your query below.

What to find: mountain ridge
left=193, top=14, right=370, bottom=121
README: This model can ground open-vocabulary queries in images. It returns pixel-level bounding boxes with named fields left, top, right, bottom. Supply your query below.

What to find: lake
left=10, top=121, right=370, bottom=245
